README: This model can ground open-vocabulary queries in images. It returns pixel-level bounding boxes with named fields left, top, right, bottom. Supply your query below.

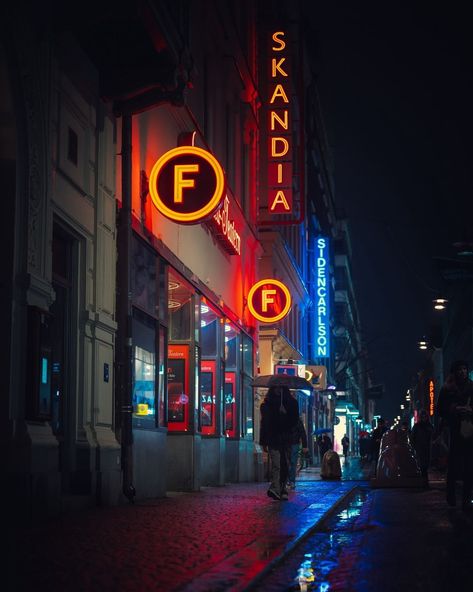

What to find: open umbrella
left=313, top=427, right=332, bottom=435
left=251, top=374, right=313, bottom=391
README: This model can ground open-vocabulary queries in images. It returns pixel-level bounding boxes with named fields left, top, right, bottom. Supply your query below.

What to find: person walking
left=437, top=360, right=473, bottom=510
left=341, top=434, right=350, bottom=457
left=287, top=416, right=309, bottom=489
left=370, top=418, right=387, bottom=465
left=260, top=385, right=299, bottom=501
left=410, top=409, right=434, bottom=488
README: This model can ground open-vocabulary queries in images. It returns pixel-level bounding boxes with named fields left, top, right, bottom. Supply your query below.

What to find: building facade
left=3, top=0, right=367, bottom=519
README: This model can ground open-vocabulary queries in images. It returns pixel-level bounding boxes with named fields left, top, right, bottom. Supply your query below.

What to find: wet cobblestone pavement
left=251, top=473, right=473, bottom=592
left=10, top=459, right=473, bottom=592
left=250, top=489, right=368, bottom=591
left=9, top=464, right=359, bottom=592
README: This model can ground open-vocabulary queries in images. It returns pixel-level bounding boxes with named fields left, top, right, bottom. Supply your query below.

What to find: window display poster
left=201, top=360, right=216, bottom=435
left=225, top=371, right=237, bottom=438
left=167, top=344, right=189, bottom=431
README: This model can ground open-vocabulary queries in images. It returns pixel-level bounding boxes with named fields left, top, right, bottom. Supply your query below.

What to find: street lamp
left=433, top=297, right=448, bottom=310
left=418, top=339, right=428, bottom=350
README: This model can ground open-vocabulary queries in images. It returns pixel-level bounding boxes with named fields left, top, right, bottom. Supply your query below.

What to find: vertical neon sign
left=429, top=380, right=435, bottom=416
left=267, top=31, right=293, bottom=214
left=315, top=237, right=330, bottom=358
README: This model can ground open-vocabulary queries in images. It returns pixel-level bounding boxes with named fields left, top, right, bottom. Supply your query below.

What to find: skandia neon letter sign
left=247, top=279, right=292, bottom=323
left=267, top=31, right=293, bottom=214
left=315, top=237, right=330, bottom=357
left=149, top=146, right=225, bottom=224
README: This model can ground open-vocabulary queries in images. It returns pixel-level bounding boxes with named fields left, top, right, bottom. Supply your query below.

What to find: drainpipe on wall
left=116, top=113, right=135, bottom=503
left=115, top=81, right=187, bottom=504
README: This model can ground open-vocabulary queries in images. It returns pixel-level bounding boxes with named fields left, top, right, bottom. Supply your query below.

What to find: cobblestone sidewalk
left=9, top=471, right=363, bottom=592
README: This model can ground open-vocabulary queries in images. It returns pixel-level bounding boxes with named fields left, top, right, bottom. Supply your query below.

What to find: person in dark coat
left=410, top=409, right=434, bottom=488
left=319, top=433, right=332, bottom=458
left=341, top=434, right=350, bottom=457
left=370, top=418, right=387, bottom=464
left=287, top=416, right=308, bottom=488
left=437, top=360, right=473, bottom=510
left=260, top=385, right=299, bottom=500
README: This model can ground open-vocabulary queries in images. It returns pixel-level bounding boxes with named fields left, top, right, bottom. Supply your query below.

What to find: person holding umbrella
left=260, top=385, right=299, bottom=500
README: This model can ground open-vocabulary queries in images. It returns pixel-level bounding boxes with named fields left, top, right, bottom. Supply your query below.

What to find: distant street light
left=433, top=297, right=448, bottom=310
left=418, top=339, right=428, bottom=350
left=453, top=241, right=473, bottom=257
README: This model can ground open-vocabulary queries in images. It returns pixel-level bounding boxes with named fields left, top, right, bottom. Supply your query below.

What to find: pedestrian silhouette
left=410, top=409, right=433, bottom=488
left=287, top=416, right=308, bottom=488
left=341, top=434, right=350, bottom=457
left=260, top=385, right=299, bottom=501
left=370, top=418, right=387, bottom=465
left=437, top=360, right=473, bottom=510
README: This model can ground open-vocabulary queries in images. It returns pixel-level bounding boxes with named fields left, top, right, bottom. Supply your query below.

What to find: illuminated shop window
left=242, top=334, right=254, bottom=438
left=157, top=325, right=166, bottom=427
left=133, top=345, right=156, bottom=419
left=200, top=301, right=221, bottom=436
left=224, top=321, right=239, bottom=438
left=167, top=270, right=194, bottom=432
left=168, top=273, right=192, bottom=341
left=132, top=310, right=157, bottom=427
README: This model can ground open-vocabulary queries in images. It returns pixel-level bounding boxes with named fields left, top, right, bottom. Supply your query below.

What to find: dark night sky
left=310, top=4, right=473, bottom=420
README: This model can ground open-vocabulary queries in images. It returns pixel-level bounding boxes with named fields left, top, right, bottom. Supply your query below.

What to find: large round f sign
left=149, top=146, right=226, bottom=224
left=247, top=278, right=292, bottom=323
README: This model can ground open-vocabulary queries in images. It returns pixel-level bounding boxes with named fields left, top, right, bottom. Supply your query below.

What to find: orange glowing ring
left=247, top=278, right=292, bottom=323
left=149, top=146, right=225, bottom=224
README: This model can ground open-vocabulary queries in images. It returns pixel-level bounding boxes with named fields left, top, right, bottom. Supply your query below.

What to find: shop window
left=67, top=127, right=78, bottom=165
left=200, top=361, right=216, bottom=432
left=200, top=301, right=222, bottom=436
left=242, top=332, right=253, bottom=376
left=157, top=325, right=166, bottom=428
left=168, top=271, right=192, bottom=341
left=167, top=270, right=194, bottom=432
left=167, top=344, right=190, bottom=430
left=241, top=333, right=254, bottom=438
left=201, top=302, right=218, bottom=356
left=132, top=237, right=157, bottom=317
left=224, top=321, right=239, bottom=438
left=49, top=225, right=75, bottom=435
left=132, top=309, right=157, bottom=427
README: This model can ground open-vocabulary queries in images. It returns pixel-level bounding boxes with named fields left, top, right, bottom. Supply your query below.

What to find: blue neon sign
left=315, top=237, right=330, bottom=358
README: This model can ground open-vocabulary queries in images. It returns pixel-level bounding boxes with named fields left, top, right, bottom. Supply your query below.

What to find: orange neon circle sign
left=149, top=146, right=226, bottom=224
left=247, top=278, right=292, bottom=323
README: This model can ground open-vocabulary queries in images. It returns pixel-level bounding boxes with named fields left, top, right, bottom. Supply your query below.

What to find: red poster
left=167, top=344, right=190, bottom=431
left=201, top=360, right=216, bottom=435
left=225, top=372, right=237, bottom=438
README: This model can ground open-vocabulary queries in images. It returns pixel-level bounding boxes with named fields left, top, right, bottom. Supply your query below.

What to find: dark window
left=67, top=127, right=78, bottom=165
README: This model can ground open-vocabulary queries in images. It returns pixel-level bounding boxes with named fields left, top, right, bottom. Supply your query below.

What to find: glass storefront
left=131, top=236, right=166, bottom=429
left=224, top=321, right=239, bottom=438
left=130, top=235, right=255, bottom=441
left=200, top=301, right=221, bottom=435
left=167, top=270, right=195, bottom=432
